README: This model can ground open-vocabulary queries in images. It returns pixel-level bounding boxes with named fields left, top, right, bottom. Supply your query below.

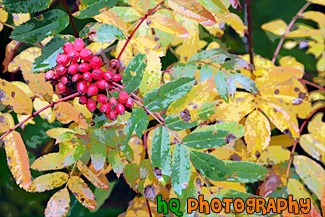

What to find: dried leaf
left=45, top=188, right=70, bottom=217
left=77, top=161, right=109, bottom=190
left=29, top=172, right=69, bottom=192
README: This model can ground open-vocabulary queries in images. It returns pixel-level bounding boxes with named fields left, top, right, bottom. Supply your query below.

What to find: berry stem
left=116, top=0, right=165, bottom=60
left=63, top=0, right=79, bottom=38
left=299, top=78, right=325, bottom=92
left=0, top=92, right=80, bottom=141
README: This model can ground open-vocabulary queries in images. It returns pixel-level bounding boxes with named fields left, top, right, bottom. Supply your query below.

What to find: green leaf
left=171, top=144, right=191, bottom=198
left=125, top=107, right=148, bottom=143
left=124, top=163, right=140, bottom=190
left=123, top=54, right=147, bottom=94
left=59, top=143, right=86, bottom=167
left=198, top=122, right=244, bottom=139
left=90, top=128, right=125, bottom=149
left=107, top=149, right=125, bottom=177
left=198, top=0, right=229, bottom=13
left=222, top=56, right=250, bottom=70
left=200, top=64, right=213, bottom=82
left=139, top=159, right=152, bottom=179
left=143, top=77, right=196, bottom=111
left=215, top=70, right=229, bottom=102
left=224, top=161, right=268, bottom=183
left=189, top=48, right=228, bottom=62
left=11, top=9, right=69, bottom=43
left=90, top=142, right=107, bottom=171
left=183, top=130, right=229, bottom=149
left=92, top=181, right=116, bottom=212
left=73, top=0, right=118, bottom=19
left=151, top=126, right=171, bottom=176
left=165, top=114, right=197, bottom=131
left=190, top=151, right=226, bottom=181
left=79, top=23, right=124, bottom=43
left=227, top=73, right=237, bottom=98
left=171, top=62, right=197, bottom=80
left=232, top=73, right=259, bottom=94
left=110, top=6, right=142, bottom=22
left=2, top=0, right=52, bottom=13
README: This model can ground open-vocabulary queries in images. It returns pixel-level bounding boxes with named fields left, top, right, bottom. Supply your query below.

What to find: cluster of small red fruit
left=44, top=38, right=134, bottom=121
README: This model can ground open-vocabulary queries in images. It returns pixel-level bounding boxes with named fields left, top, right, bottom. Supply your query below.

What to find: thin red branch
left=146, top=199, right=153, bottom=217
left=246, top=0, right=255, bottom=67
left=0, top=92, right=79, bottom=141
left=299, top=78, right=325, bottom=92
left=272, top=2, right=311, bottom=64
left=116, top=0, right=165, bottom=60
left=63, top=0, right=79, bottom=38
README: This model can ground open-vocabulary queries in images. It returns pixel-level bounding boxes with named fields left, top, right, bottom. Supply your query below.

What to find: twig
left=65, top=161, right=77, bottom=188
left=146, top=199, right=153, bottom=217
left=272, top=2, right=311, bottom=64
left=63, top=0, right=79, bottom=38
left=246, top=0, right=254, bottom=67
left=116, top=0, right=165, bottom=60
left=1, top=22, right=15, bottom=29
left=282, top=106, right=325, bottom=197
left=299, top=78, right=325, bottom=92
left=0, top=92, right=80, bottom=141
left=35, top=42, right=43, bottom=48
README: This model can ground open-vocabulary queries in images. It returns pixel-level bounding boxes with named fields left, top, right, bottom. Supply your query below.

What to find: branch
left=63, top=0, right=79, bottom=38
left=116, top=0, right=165, bottom=60
left=272, top=2, right=311, bottom=64
left=0, top=92, right=80, bottom=141
left=299, top=78, right=325, bottom=92
left=146, top=199, right=153, bottom=217
left=246, top=0, right=254, bottom=67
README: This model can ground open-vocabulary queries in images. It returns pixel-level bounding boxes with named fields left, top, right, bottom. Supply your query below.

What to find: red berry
left=82, top=72, right=92, bottom=83
left=115, top=103, right=125, bottom=115
left=96, top=79, right=109, bottom=90
left=45, top=70, right=55, bottom=81
left=87, top=84, right=99, bottom=96
left=125, top=97, right=134, bottom=108
left=77, top=81, right=88, bottom=95
left=57, top=82, right=66, bottom=93
left=61, top=76, right=68, bottom=85
left=86, top=98, right=97, bottom=112
left=110, top=59, right=120, bottom=70
left=63, top=42, right=74, bottom=54
left=109, top=97, right=118, bottom=107
left=56, top=54, right=69, bottom=66
left=80, top=49, right=93, bottom=61
left=91, top=69, right=103, bottom=80
left=56, top=65, right=66, bottom=76
left=112, top=74, right=122, bottom=82
left=74, top=38, right=85, bottom=52
left=79, top=63, right=91, bottom=73
left=103, top=71, right=113, bottom=81
left=67, top=63, right=79, bottom=74
left=90, top=56, right=102, bottom=69
left=106, top=110, right=117, bottom=121
left=97, top=94, right=107, bottom=104
left=118, top=91, right=129, bottom=104
left=71, top=73, right=82, bottom=83
left=100, top=103, right=111, bottom=113
left=79, top=96, right=88, bottom=105
left=67, top=50, right=79, bottom=62
left=52, top=73, right=60, bottom=81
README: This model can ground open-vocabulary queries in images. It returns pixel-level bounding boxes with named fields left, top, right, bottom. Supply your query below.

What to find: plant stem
left=65, top=161, right=77, bottom=188
left=0, top=92, right=79, bottom=141
left=272, top=2, right=311, bottom=64
left=116, top=0, right=165, bottom=60
left=63, top=0, right=79, bottom=38
left=299, top=78, right=325, bottom=92
left=146, top=199, right=153, bottom=217
left=246, top=0, right=255, bottom=67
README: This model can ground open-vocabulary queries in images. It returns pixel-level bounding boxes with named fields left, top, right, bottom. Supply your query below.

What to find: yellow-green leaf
left=31, top=153, right=65, bottom=171
left=129, top=0, right=150, bottom=15
left=77, top=161, right=109, bottom=190
left=29, top=172, right=69, bottom=192
left=257, top=146, right=290, bottom=165
left=261, top=19, right=288, bottom=36
left=45, top=188, right=70, bottom=217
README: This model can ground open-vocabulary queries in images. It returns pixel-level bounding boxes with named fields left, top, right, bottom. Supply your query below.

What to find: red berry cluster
left=44, top=38, right=134, bottom=121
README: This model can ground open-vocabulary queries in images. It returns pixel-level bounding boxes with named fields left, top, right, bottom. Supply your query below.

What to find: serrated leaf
left=200, top=64, right=213, bottom=82
left=214, top=122, right=244, bottom=139
left=164, top=114, right=197, bottom=131
left=29, top=172, right=69, bottom=192
left=129, top=0, right=150, bottom=14
left=261, top=19, right=288, bottom=36
left=11, top=9, right=69, bottom=43
left=46, top=128, right=75, bottom=143
left=31, top=153, right=65, bottom=171
left=215, top=69, right=229, bottom=102
left=183, top=130, right=229, bottom=149
left=77, top=161, right=109, bottom=190
left=53, top=102, right=86, bottom=127
left=189, top=48, right=228, bottom=62
left=73, top=0, right=118, bottom=19
left=122, top=54, right=147, bottom=94
left=171, top=144, right=191, bottom=197
left=125, top=107, right=148, bottom=143
left=143, top=77, right=196, bottom=111
left=59, top=142, right=86, bottom=167
left=171, top=62, right=197, bottom=80
left=287, top=178, right=318, bottom=209
left=293, top=155, right=325, bottom=200
left=110, top=6, right=141, bottom=22
left=107, top=149, right=126, bottom=177
left=257, top=146, right=290, bottom=165
left=140, top=159, right=152, bottom=179
left=4, top=131, right=31, bottom=190
left=68, top=176, right=97, bottom=210
left=45, top=188, right=70, bottom=217
left=80, top=23, right=124, bottom=43
left=8, top=47, right=41, bottom=73
left=124, top=163, right=140, bottom=190
left=2, top=0, right=52, bottom=13
left=90, top=142, right=107, bottom=172
left=198, top=0, right=229, bottom=13
left=151, top=126, right=171, bottom=176
left=232, top=73, right=259, bottom=94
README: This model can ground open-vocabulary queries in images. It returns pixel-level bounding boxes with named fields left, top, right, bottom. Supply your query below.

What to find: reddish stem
left=0, top=92, right=80, bottom=141
left=272, top=2, right=311, bottom=64
left=299, top=78, right=325, bottom=92
left=63, top=0, right=79, bottom=38
left=246, top=0, right=255, bottom=67
left=116, top=0, right=165, bottom=60
left=146, top=199, right=153, bottom=217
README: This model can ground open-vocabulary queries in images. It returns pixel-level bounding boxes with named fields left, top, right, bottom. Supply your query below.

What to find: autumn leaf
left=28, top=172, right=69, bottom=192
left=128, top=0, right=150, bottom=15
left=53, top=102, right=87, bottom=127
left=31, top=153, right=65, bottom=171
left=262, top=19, right=288, bottom=36
left=45, top=188, right=70, bottom=217
left=0, top=112, right=15, bottom=134
left=77, top=161, right=109, bottom=190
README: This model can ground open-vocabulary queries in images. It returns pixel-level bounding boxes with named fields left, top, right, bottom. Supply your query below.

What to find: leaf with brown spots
left=76, top=161, right=109, bottom=190
left=7, top=47, right=41, bottom=73
left=28, top=172, right=69, bottom=192
left=4, top=131, right=31, bottom=190
left=67, top=176, right=97, bottom=210
left=0, top=78, right=33, bottom=114
left=45, top=188, right=70, bottom=217
left=31, top=153, right=65, bottom=171
left=53, top=102, right=87, bottom=127
left=33, top=97, right=55, bottom=123
left=2, top=40, right=23, bottom=72
left=0, top=112, right=14, bottom=133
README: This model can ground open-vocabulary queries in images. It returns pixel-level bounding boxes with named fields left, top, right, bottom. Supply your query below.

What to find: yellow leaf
left=317, top=55, right=325, bottom=73
left=4, top=131, right=31, bottom=190
left=261, top=19, right=288, bottom=36
left=0, top=8, right=8, bottom=23
left=307, top=0, right=325, bottom=6
left=149, top=13, right=189, bottom=38
left=308, top=113, right=325, bottom=136
left=293, top=155, right=325, bottom=200
left=16, top=114, right=35, bottom=129
left=140, top=52, right=162, bottom=96
left=12, top=13, right=30, bottom=26
left=86, top=41, right=114, bottom=55
left=68, top=176, right=97, bottom=210
left=129, top=0, right=150, bottom=14
left=31, top=153, right=65, bottom=171
left=28, top=172, right=69, bottom=192
left=131, top=35, right=164, bottom=56
left=302, top=11, right=325, bottom=28
left=287, top=179, right=318, bottom=210
left=94, top=9, right=128, bottom=33
left=225, top=13, right=246, bottom=37
left=45, top=188, right=70, bottom=217
left=244, top=110, right=271, bottom=156
left=73, top=97, right=92, bottom=119
left=269, top=134, right=295, bottom=147
left=0, top=112, right=14, bottom=134
left=257, top=146, right=290, bottom=165
left=321, top=187, right=325, bottom=215
left=114, top=39, right=134, bottom=67
left=209, top=181, right=246, bottom=192
left=46, top=128, right=75, bottom=142
left=8, top=47, right=40, bottom=73
left=279, top=56, right=304, bottom=71
left=286, top=24, right=322, bottom=38
left=11, top=81, right=33, bottom=97
left=33, top=98, right=55, bottom=123
left=53, top=102, right=87, bottom=127
left=284, top=41, right=298, bottom=50
left=168, top=0, right=217, bottom=26
left=300, top=134, right=325, bottom=164
left=77, top=161, right=109, bottom=190
left=0, top=78, right=33, bottom=114
left=128, top=136, right=145, bottom=165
